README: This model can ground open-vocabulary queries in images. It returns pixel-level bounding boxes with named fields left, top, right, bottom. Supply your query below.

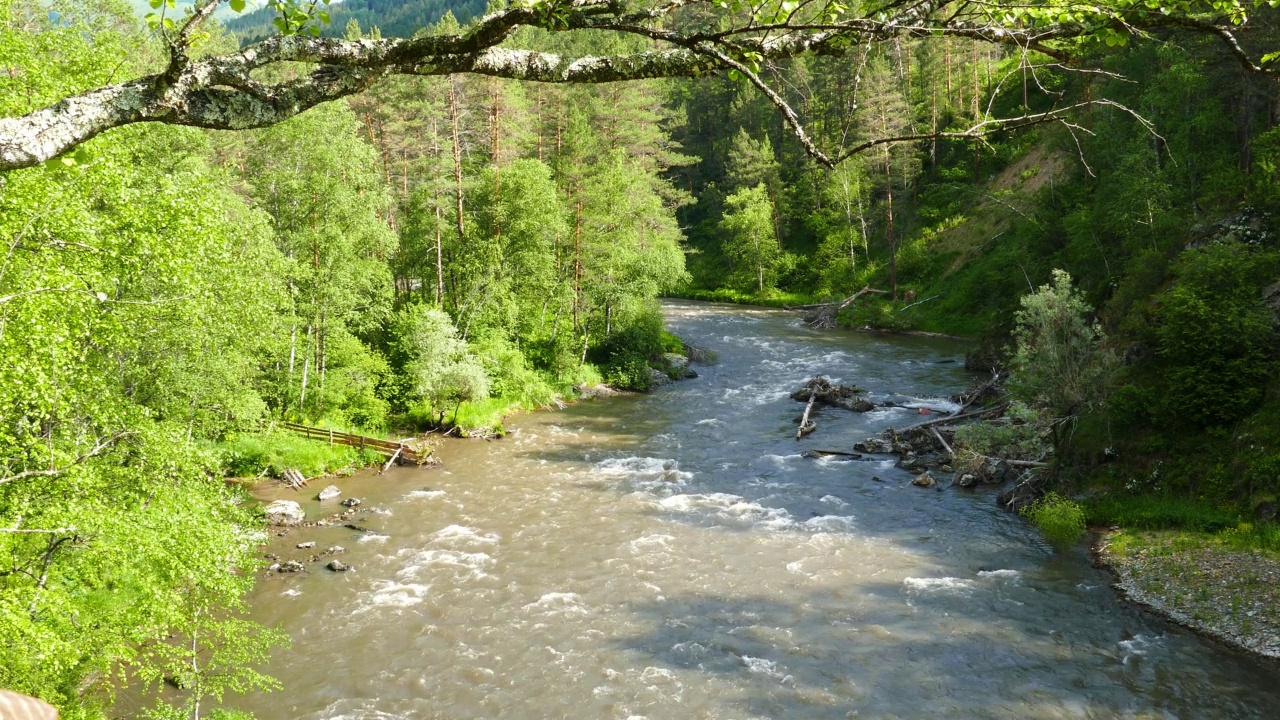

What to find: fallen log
left=805, top=449, right=864, bottom=458
left=802, top=286, right=889, bottom=328
left=929, top=427, right=954, bottom=458
left=895, top=403, right=1010, bottom=433
left=380, top=446, right=403, bottom=474
left=797, top=390, right=818, bottom=440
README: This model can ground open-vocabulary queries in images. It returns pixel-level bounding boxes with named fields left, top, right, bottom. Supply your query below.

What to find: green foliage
left=719, top=183, right=783, bottom=292
left=1153, top=243, right=1277, bottom=427
left=1009, top=270, right=1115, bottom=424
left=1022, top=493, right=1087, bottom=548
left=592, top=308, right=666, bottom=391
left=217, top=432, right=381, bottom=478
left=953, top=403, right=1047, bottom=459
left=1084, top=495, right=1240, bottom=533
left=388, top=303, right=490, bottom=424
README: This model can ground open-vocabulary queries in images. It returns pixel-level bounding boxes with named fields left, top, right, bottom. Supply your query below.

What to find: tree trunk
left=448, top=81, right=466, bottom=237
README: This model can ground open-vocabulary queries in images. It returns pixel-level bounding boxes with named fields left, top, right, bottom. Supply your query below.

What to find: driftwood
left=895, top=403, right=1009, bottom=433
left=929, top=427, right=954, bottom=458
left=380, top=446, right=403, bottom=474
left=954, top=371, right=1004, bottom=414
left=796, top=390, right=818, bottom=439
left=801, top=286, right=888, bottom=329
left=281, top=468, right=307, bottom=490
left=805, top=449, right=864, bottom=458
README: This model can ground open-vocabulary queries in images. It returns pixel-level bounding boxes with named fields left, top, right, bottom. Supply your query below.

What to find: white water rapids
left=219, top=301, right=1280, bottom=719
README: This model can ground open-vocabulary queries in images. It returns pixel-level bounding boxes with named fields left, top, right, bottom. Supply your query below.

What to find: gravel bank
left=1097, top=530, right=1280, bottom=659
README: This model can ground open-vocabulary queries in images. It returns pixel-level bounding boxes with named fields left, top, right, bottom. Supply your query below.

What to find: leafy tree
left=1009, top=270, right=1115, bottom=455
left=719, top=183, right=782, bottom=292
left=388, top=303, right=489, bottom=424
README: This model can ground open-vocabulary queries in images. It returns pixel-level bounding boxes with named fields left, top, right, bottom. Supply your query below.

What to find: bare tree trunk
left=299, top=324, right=312, bottom=413
left=448, top=80, right=466, bottom=237
left=434, top=189, right=444, bottom=306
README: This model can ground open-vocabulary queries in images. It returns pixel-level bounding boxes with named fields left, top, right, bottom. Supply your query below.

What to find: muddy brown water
left=229, top=301, right=1280, bottom=719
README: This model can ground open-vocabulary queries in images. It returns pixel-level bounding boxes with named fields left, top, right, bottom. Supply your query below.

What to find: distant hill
left=126, top=0, right=263, bottom=21
left=225, top=0, right=487, bottom=44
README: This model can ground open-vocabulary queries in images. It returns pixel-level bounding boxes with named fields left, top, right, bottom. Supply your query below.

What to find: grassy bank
left=215, top=430, right=387, bottom=478
left=671, top=287, right=818, bottom=308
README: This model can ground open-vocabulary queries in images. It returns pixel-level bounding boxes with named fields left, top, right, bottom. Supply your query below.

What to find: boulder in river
left=661, top=353, right=698, bottom=379
left=855, top=437, right=896, bottom=454
left=317, top=485, right=341, bottom=501
left=342, top=497, right=361, bottom=508
left=264, top=499, right=305, bottom=526
left=296, top=541, right=316, bottom=549
left=648, top=367, right=674, bottom=387
left=278, top=560, right=305, bottom=573
left=911, top=472, right=937, bottom=488
left=327, top=560, right=351, bottom=572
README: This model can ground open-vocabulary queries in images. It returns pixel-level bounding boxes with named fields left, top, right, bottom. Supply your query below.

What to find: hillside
left=225, top=0, right=486, bottom=42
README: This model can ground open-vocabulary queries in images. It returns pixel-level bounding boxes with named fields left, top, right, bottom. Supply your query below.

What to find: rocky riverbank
left=1097, top=529, right=1280, bottom=660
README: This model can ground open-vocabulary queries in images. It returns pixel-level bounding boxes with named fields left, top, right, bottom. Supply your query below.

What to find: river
left=236, top=301, right=1280, bottom=719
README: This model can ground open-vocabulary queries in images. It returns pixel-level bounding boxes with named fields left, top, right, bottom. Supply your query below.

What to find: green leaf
left=230, top=0, right=247, bottom=13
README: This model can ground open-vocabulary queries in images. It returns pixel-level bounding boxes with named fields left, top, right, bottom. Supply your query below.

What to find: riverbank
left=1097, top=529, right=1280, bottom=660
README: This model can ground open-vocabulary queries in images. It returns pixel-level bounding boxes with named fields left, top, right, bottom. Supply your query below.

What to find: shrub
left=1022, top=492, right=1087, bottom=548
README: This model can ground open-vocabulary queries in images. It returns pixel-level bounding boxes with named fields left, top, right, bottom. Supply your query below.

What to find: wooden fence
left=280, top=422, right=424, bottom=465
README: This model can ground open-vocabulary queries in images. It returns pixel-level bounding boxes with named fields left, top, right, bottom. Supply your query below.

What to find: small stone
left=326, top=546, right=346, bottom=555
left=327, top=560, right=351, bottom=572
left=264, top=552, right=279, bottom=560
left=317, top=485, right=341, bottom=501
left=342, top=497, right=361, bottom=508
left=912, top=472, right=937, bottom=488
left=267, top=563, right=280, bottom=572
left=956, top=473, right=980, bottom=488
left=278, top=560, right=305, bottom=573
left=296, top=541, right=316, bottom=549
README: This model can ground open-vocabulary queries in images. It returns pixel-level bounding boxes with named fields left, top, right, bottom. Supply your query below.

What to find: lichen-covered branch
left=0, top=0, right=1275, bottom=171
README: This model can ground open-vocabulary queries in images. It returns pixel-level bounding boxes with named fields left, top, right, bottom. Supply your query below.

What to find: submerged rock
left=296, top=541, right=316, bottom=550
left=278, top=560, right=305, bottom=573
left=327, top=560, right=351, bottom=572
left=264, top=500, right=305, bottom=526
left=317, top=485, right=341, bottom=501
left=342, top=497, right=361, bottom=508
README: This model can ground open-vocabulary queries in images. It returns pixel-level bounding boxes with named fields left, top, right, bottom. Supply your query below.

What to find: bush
left=592, top=309, right=664, bottom=391
left=1022, top=492, right=1087, bottom=548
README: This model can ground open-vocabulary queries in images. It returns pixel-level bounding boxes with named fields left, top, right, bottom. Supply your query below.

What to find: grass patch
left=1022, top=492, right=1087, bottom=548
left=216, top=432, right=383, bottom=478
left=1084, top=494, right=1241, bottom=532
left=670, top=288, right=819, bottom=307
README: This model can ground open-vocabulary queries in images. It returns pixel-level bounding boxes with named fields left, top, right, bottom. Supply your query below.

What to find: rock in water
left=327, top=560, right=351, bottom=572
left=341, top=497, right=361, bottom=508
left=278, top=560, right=305, bottom=573
left=956, top=473, right=980, bottom=488
left=296, top=541, right=316, bottom=549
left=317, top=485, right=341, bottom=501
left=647, top=367, right=674, bottom=387
left=325, top=546, right=346, bottom=555
left=911, top=473, right=937, bottom=488
left=264, top=499, right=305, bottom=526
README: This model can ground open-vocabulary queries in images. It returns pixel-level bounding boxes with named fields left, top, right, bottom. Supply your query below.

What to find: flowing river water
left=236, top=301, right=1280, bottom=719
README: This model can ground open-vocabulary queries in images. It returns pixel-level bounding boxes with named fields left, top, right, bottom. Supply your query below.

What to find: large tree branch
left=0, top=0, right=1274, bottom=171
